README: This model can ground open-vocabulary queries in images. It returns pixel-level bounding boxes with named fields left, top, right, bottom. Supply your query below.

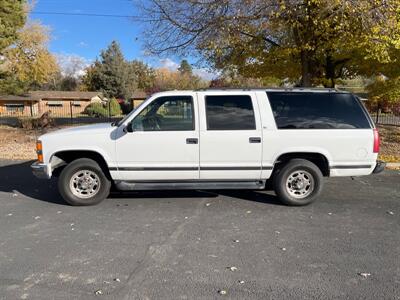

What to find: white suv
left=32, top=89, right=385, bottom=206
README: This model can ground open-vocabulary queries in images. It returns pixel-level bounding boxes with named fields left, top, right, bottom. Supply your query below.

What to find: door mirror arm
left=123, top=124, right=134, bottom=133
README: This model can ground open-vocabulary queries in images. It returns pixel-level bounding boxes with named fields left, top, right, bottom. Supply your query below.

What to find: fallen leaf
left=206, top=203, right=211, bottom=206
left=34, top=216, right=40, bottom=220
left=238, top=280, right=245, bottom=284
left=218, top=290, right=227, bottom=295
left=358, top=272, right=371, bottom=278
left=227, top=266, right=238, bottom=271
left=387, top=211, right=394, bottom=215
left=94, top=289, right=103, bottom=295
left=114, top=278, right=121, bottom=282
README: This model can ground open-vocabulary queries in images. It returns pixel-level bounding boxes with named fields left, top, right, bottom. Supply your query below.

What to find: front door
left=115, top=94, right=199, bottom=181
left=198, top=92, right=263, bottom=180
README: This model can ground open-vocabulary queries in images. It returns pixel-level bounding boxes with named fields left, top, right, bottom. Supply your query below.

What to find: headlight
left=36, top=141, right=43, bottom=163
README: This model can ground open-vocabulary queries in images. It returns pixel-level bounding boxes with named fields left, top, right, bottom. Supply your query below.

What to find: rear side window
left=205, top=95, right=256, bottom=130
left=267, top=92, right=371, bottom=129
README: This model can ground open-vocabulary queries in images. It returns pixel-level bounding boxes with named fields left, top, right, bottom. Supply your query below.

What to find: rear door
left=198, top=91, right=263, bottom=180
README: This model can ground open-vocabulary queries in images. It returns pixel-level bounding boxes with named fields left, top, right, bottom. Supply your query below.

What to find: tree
left=140, top=0, right=400, bottom=87
left=210, top=72, right=282, bottom=88
left=0, top=0, right=26, bottom=54
left=82, top=41, right=154, bottom=99
left=178, top=59, right=192, bottom=75
left=150, top=67, right=208, bottom=92
left=1, top=21, right=59, bottom=93
left=130, top=60, right=156, bottom=92
left=82, top=41, right=131, bottom=99
left=43, top=54, right=88, bottom=91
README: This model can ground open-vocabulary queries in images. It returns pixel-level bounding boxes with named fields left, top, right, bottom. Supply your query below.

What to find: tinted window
left=206, top=95, right=256, bottom=130
left=267, top=92, right=371, bottom=129
left=131, top=96, right=194, bottom=131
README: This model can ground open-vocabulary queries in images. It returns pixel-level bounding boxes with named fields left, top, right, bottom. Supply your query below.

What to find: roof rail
left=195, top=87, right=340, bottom=92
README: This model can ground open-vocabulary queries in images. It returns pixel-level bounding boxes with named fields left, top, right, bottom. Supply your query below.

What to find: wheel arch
left=50, top=150, right=112, bottom=179
left=273, top=152, right=330, bottom=177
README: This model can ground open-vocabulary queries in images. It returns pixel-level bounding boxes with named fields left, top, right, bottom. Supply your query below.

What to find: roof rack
left=195, top=87, right=340, bottom=92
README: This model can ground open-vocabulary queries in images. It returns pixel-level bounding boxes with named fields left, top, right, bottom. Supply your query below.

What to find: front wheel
left=58, top=158, right=111, bottom=206
left=273, top=159, right=323, bottom=206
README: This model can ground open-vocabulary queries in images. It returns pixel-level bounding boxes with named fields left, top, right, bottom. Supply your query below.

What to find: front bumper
left=31, top=162, right=51, bottom=179
left=373, top=160, right=386, bottom=174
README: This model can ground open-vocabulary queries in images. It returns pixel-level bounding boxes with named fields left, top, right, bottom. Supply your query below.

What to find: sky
left=29, top=0, right=216, bottom=79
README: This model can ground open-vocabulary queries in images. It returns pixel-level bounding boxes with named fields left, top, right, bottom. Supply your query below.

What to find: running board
left=115, top=180, right=266, bottom=191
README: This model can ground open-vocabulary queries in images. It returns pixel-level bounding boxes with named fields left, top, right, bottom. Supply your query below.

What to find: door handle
left=186, top=138, right=198, bottom=144
left=249, top=137, right=261, bottom=143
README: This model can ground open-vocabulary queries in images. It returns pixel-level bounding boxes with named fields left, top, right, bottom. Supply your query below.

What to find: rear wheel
left=58, top=158, right=111, bottom=206
left=273, top=159, right=323, bottom=206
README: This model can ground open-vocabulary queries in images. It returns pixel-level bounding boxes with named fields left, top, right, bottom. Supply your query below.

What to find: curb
left=386, top=162, right=400, bottom=169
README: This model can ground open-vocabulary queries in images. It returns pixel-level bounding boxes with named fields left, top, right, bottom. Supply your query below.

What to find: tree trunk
left=300, top=50, right=312, bottom=87
left=324, top=54, right=335, bottom=88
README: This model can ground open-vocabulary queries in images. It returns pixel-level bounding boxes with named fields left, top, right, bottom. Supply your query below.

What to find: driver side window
left=131, top=96, right=194, bottom=131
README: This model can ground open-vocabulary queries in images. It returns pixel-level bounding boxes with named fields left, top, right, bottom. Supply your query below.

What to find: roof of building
left=30, top=91, right=102, bottom=99
left=0, top=91, right=102, bottom=102
left=0, top=94, right=40, bottom=101
left=131, top=91, right=148, bottom=99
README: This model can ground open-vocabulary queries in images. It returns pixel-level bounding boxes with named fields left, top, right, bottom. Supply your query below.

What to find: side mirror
left=123, top=124, right=134, bottom=133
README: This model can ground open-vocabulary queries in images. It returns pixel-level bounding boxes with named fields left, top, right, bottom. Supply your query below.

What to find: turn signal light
left=36, top=141, right=43, bottom=163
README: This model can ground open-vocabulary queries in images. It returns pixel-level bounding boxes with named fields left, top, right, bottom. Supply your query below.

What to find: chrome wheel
left=286, top=170, right=314, bottom=199
left=69, top=170, right=101, bottom=199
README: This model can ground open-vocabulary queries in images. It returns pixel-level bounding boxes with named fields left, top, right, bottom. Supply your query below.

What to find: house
left=0, top=94, right=40, bottom=116
left=130, top=91, right=148, bottom=110
left=0, top=91, right=103, bottom=117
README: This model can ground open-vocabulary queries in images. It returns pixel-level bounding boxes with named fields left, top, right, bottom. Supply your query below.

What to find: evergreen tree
left=83, top=41, right=157, bottom=99
left=178, top=59, right=192, bottom=75
left=0, top=0, right=26, bottom=54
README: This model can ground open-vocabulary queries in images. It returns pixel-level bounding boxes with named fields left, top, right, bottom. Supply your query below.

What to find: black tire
left=58, top=158, right=111, bottom=206
left=272, top=159, right=323, bottom=206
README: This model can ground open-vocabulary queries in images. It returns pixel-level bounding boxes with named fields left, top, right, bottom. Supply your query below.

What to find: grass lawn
left=1, top=124, right=399, bottom=165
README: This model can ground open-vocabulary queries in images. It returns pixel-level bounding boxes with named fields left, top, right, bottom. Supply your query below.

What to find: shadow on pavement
left=0, top=160, right=282, bottom=206
left=0, top=160, right=66, bottom=205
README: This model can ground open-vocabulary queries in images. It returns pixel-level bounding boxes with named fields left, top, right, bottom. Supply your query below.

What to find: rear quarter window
left=267, top=92, right=371, bottom=129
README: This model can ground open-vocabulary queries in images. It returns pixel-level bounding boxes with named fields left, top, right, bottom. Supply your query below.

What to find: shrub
left=392, top=103, right=400, bottom=116
left=109, top=98, right=123, bottom=116
left=17, top=117, right=39, bottom=129
left=84, top=99, right=122, bottom=117
left=84, top=102, right=108, bottom=117
left=17, top=111, right=54, bottom=129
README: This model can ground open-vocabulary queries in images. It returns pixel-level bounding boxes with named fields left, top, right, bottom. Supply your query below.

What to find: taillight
left=36, top=141, right=43, bottom=163
left=373, top=128, right=380, bottom=153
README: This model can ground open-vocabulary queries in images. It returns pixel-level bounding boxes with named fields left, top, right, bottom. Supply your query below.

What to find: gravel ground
left=0, top=160, right=399, bottom=300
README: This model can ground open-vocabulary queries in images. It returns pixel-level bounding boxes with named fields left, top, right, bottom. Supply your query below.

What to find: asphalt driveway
left=0, top=160, right=399, bottom=300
